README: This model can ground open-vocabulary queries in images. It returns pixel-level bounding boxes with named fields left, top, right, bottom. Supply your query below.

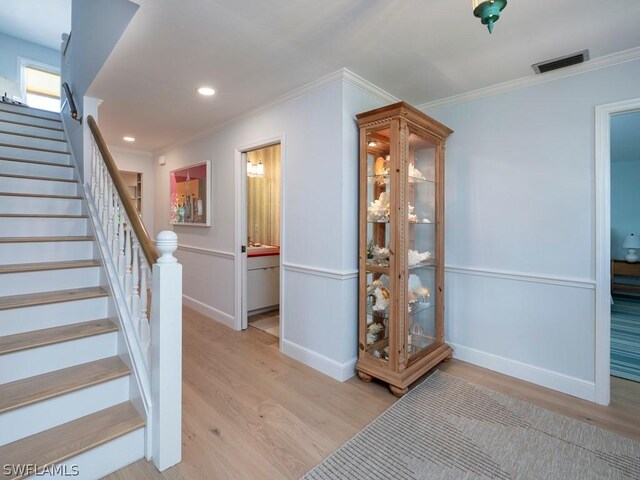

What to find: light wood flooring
left=107, top=305, right=640, bottom=480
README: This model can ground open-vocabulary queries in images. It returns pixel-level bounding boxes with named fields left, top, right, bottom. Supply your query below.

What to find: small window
left=23, top=66, right=61, bottom=112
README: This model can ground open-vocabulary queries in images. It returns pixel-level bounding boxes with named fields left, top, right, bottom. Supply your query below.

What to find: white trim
left=593, top=97, right=640, bottom=406
left=342, top=69, right=399, bottom=104
left=177, top=243, right=234, bottom=259
left=281, top=339, right=357, bottom=382
left=445, top=265, right=595, bottom=290
left=451, top=343, right=596, bottom=401
left=182, top=294, right=235, bottom=330
left=156, top=69, right=396, bottom=155
left=282, top=262, right=358, bottom=281
left=17, top=56, right=62, bottom=104
left=419, top=46, right=640, bottom=111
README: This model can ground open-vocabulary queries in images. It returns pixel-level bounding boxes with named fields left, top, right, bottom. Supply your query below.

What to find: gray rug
left=302, top=371, right=640, bottom=480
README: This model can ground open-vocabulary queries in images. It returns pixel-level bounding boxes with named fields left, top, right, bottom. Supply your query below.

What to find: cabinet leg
left=357, top=371, right=373, bottom=383
left=389, top=385, right=408, bottom=397
left=443, top=353, right=453, bottom=362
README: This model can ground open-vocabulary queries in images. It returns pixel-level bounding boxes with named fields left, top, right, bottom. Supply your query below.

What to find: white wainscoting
left=281, top=339, right=358, bottom=382
left=444, top=265, right=596, bottom=401
left=182, top=294, right=235, bottom=330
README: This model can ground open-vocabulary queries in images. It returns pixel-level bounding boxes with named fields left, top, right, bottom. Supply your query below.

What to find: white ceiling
left=87, top=0, right=640, bottom=152
left=611, top=111, right=640, bottom=163
left=0, top=0, right=71, bottom=50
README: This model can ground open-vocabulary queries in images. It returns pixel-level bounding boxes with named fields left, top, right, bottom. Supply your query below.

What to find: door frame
left=594, top=97, right=640, bottom=405
left=234, top=135, right=286, bottom=343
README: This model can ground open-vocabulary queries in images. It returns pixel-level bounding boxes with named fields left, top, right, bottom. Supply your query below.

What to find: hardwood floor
left=107, top=305, right=640, bottom=479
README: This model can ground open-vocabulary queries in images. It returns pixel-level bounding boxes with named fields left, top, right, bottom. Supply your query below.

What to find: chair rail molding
left=445, top=265, right=595, bottom=290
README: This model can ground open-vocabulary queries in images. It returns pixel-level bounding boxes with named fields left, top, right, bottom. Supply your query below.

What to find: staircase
left=0, top=102, right=146, bottom=479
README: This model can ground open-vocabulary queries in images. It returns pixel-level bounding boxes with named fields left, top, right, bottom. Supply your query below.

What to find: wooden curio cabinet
left=356, top=102, right=453, bottom=397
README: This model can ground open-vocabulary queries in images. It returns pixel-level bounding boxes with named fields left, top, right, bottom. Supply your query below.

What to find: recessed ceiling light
left=198, top=86, right=215, bottom=96
left=123, top=136, right=136, bottom=142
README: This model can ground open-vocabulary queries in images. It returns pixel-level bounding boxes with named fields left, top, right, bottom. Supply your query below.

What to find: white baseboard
left=281, top=339, right=357, bottom=382
left=451, top=343, right=596, bottom=402
left=182, top=295, right=235, bottom=330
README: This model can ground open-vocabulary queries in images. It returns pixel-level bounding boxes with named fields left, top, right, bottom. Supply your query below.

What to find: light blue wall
left=423, top=58, right=640, bottom=399
left=0, top=32, right=59, bottom=83
left=612, top=160, right=640, bottom=261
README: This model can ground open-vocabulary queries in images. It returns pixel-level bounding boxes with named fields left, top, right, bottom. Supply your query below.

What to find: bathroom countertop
left=247, top=246, right=280, bottom=258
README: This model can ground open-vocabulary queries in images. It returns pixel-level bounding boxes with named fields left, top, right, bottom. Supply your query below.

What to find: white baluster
left=118, top=207, right=126, bottom=285
left=124, top=222, right=133, bottom=311
left=101, top=173, right=110, bottom=228
left=111, top=203, right=119, bottom=258
left=106, top=180, right=114, bottom=249
left=132, top=237, right=140, bottom=332
left=98, top=162, right=105, bottom=223
left=140, top=251, right=149, bottom=325
left=90, top=142, right=97, bottom=199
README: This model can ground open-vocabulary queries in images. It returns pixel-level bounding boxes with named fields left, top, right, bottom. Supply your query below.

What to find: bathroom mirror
left=170, top=160, right=211, bottom=226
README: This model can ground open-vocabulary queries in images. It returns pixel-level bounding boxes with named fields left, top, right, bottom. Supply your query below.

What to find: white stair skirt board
left=0, top=176, right=78, bottom=195
left=0, top=160, right=75, bottom=179
left=0, top=103, right=61, bottom=120
left=42, top=428, right=145, bottom=480
left=281, top=339, right=357, bottom=382
left=0, top=111, right=62, bottom=130
left=0, top=145, right=70, bottom=164
left=0, top=238, right=93, bottom=264
left=0, top=297, right=108, bottom=336
left=0, top=217, right=87, bottom=237
left=0, top=267, right=101, bottom=296
left=0, top=132, right=69, bottom=152
left=0, top=121, right=66, bottom=140
left=0, top=332, right=118, bottom=384
left=0, top=376, right=129, bottom=446
left=0, top=195, right=83, bottom=215
left=450, top=343, right=596, bottom=402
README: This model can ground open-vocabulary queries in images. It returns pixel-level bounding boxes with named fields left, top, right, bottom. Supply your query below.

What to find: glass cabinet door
left=405, top=130, right=438, bottom=361
left=364, top=127, right=392, bottom=361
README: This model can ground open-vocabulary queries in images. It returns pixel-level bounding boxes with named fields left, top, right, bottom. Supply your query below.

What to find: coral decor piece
left=408, top=249, right=432, bottom=267
left=408, top=163, right=426, bottom=182
left=368, top=192, right=390, bottom=222
left=367, top=277, right=390, bottom=313
left=374, top=156, right=390, bottom=176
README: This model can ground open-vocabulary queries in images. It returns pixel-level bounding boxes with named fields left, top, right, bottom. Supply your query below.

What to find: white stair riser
left=0, top=297, right=108, bottom=336
left=0, top=239, right=92, bottom=264
left=0, top=111, right=62, bottom=130
left=0, top=332, right=117, bottom=383
left=0, top=160, right=75, bottom=180
left=0, top=267, right=100, bottom=296
left=0, top=196, right=82, bottom=215
left=0, top=145, right=70, bottom=164
left=0, top=176, right=78, bottom=195
left=0, top=132, right=68, bottom=153
left=0, top=376, right=129, bottom=446
left=38, top=428, right=145, bottom=480
left=0, top=121, right=65, bottom=140
left=0, top=217, right=87, bottom=237
left=0, top=103, right=61, bottom=121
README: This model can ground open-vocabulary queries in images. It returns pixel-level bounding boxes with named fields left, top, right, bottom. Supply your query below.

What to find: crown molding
left=155, top=68, right=398, bottom=154
left=342, top=68, right=399, bottom=104
left=418, top=46, right=640, bottom=111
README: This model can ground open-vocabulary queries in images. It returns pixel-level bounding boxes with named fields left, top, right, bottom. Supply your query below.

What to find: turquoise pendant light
left=473, top=0, right=507, bottom=33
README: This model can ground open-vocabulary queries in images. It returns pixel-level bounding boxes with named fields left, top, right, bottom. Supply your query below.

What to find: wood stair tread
left=0, top=192, right=81, bottom=199
left=0, top=287, right=108, bottom=311
left=0, top=260, right=100, bottom=274
left=0, top=236, right=93, bottom=243
left=0, top=402, right=144, bottom=480
left=0, top=172, right=77, bottom=183
left=0, top=356, right=129, bottom=414
left=0, top=143, right=68, bottom=155
left=0, top=156, right=72, bottom=168
left=0, top=318, right=116, bottom=355
left=0, top=105, right=62, bottom=123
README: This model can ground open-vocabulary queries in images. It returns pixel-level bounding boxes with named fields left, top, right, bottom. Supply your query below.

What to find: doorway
left=595, top=97, right=640, bottom=405
left=235, top=138, right=285, bottom=342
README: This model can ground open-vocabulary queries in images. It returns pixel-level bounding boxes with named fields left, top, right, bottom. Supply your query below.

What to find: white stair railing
left=86, top=115, right=182, bottom=471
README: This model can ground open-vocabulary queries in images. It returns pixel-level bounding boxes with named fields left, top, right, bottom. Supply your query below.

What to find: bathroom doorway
left=237, top=141, right=283, bottom=339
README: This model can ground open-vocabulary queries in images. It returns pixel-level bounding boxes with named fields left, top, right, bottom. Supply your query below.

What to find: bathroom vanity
left=247, top=248, right=280, bottom=313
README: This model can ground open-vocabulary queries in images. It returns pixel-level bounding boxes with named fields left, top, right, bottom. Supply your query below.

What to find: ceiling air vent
left=532, top=50, right=590, bottom=74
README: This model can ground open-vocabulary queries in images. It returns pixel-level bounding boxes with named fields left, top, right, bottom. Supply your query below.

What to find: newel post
left=151, top=231, right=182, bottom=471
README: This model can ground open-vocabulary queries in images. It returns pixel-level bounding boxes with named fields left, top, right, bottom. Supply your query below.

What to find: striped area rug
left=302, top=371, right=640, bottom=480
left=611, top=295, right=640, bottom=382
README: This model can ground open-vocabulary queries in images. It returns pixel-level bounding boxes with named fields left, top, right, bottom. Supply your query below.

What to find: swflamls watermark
left=3, top=464, right=80, bottom=477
